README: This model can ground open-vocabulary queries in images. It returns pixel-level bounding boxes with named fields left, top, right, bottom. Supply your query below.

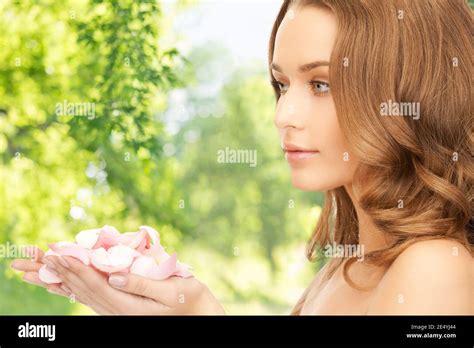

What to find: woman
left=11, top=0, right=473, bottom=315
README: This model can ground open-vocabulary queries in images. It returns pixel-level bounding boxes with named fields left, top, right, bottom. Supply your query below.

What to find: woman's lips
left=284, top=150, right=319, bottom=163
left=282, top=142, right=319, bottom=164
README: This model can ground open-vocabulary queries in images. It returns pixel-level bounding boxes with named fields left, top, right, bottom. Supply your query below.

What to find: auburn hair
left=268, top=0, right=473, bottom=314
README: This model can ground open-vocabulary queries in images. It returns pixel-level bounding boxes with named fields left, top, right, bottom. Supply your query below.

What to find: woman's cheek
left=325, top=127, right=357, bottom=186
left=312, top=102, right=355, bottom=187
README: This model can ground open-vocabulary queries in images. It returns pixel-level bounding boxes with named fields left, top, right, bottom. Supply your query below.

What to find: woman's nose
left=274, top=92, right=306, bottom=130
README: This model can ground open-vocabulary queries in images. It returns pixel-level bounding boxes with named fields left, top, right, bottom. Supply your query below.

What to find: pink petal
left=44, top=249, right=60, bottom=257
left=129, top=256, right=155, bottom=277
left=139, top=225, right=160, bottom=246
left=118, top=231, right=147, bottom=250
left=48, top=241, right=76, bottom=251
left=92, top=225, right=121, bottom=250
left=130, top=253, right=178, bottom=280
left=48, top=242, right=90, bottom=265
left=90, top=245, right=140, bottom=273
left=135, top=235, right=149, bottom=253
left=36, top=225, right=192, bottom=283
left=38, top=265, right=61, bottom=284
left=142, top=244, right=167, bottom=260
left=75, top=228, right=101, bottom=249
left=173, top=261, right=194, bottom=278
left=149, top=253, right=177, bottom=280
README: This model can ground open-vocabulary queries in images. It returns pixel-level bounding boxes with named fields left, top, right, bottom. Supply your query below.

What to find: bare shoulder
left=367, top=239, right=473, bottom=314
left=304, top=260, right=333, bottom=295
left=297, top=260, right=335, bottom=314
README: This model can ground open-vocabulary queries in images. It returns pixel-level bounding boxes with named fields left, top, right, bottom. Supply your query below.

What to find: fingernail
left=109, top=275, right=127, bottom=287
left=10, top=261, right=19, bottom=270
left=57, top=256, right=70, bottom=268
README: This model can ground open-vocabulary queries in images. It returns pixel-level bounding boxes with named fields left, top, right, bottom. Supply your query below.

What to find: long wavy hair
left=268, top=0, right=473, bottom=314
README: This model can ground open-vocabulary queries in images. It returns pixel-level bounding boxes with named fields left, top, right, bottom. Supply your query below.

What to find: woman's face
left=271, top=5, right=357, bottom=191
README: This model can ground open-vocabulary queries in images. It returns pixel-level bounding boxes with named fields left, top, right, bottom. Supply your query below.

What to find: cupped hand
left=10, top=246, right=73, bottom=298
left=11, top=247, right=225, bottom=315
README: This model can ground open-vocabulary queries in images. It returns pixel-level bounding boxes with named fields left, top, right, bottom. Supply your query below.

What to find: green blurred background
left=0, top=0, right=325, bottom=314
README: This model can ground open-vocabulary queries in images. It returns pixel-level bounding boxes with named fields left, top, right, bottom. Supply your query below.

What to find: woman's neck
left=344, top=184, right=391, bottom=254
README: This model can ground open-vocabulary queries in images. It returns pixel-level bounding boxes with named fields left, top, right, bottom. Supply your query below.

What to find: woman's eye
left=271, top=80, right=289, bottom=95
left=310, top=81, right=330, bottom=96
left=271, top=79, right=329, bottom=96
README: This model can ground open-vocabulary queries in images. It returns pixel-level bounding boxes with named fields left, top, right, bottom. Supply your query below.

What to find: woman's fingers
left=43, top=256, right=174, bottom=314
left=45, top=284, right=94, bottom=310
left=11, top=259, right=43, bottom=272
left=44, top=256, right=126, bottom=314
left=43, top=257, right=101, bottom=300
left=23, top=245, right=45, bottom=261
left=51, top=256, right=115, bottom=296
left=22, top=271, right=48, bottom=288
left=46, top=284, right=71, bottom=298
left=22, top=272, right=72, bottom=300
left=108, top=273, right=179, bottom=307
left=58, top=256, right=171, bottom=314
left=14, top=256, right=111, bottom=314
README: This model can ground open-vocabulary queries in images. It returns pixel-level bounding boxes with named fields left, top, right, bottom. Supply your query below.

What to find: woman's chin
left=290, top=172, right=344, bottom=192
left=291, top=175, right=323, bottom=192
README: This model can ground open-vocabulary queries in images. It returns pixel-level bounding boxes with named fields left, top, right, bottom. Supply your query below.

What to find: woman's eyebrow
left=270, top=60, right=330, bottom=74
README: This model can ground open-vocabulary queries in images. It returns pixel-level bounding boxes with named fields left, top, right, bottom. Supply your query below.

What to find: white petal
left=90, top=245, right=140, bottom=273
left=75, top=228, right=100, bottom=249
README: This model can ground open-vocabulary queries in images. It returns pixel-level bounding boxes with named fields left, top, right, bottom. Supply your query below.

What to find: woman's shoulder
left=367, top=239, right=473, bottom=314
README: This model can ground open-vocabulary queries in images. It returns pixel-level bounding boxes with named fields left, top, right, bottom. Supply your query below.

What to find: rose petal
left=48, top=242, right=90, bottom=265
left=37, top=225, right=191, bottom=283
left=129, top=255, right=155, bottom=277
left=130, top=253, right=178, bottom=281
left=44, top=249, right=60, bottom=257
left=92, top=225, right=121, bottom=250
left=142, top=244, right=167, bottom=260
left=135, top=234, right=149, bottom=253
left=75, top=228, right=101, bottom=249
left=118, top=231, right=147, bottom=250
left=148, top=253, right=177, bottom=280
left=90, top=245, right=140, bottom=273
left=138, top=226, right=160, bottom=246
left=173, top=261, right=193, bottom=278
left=38, top=265, right=62, bottom=284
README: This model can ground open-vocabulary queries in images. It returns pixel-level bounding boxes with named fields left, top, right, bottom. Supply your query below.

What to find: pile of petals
left=39, top=225, right=193, bottom=284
